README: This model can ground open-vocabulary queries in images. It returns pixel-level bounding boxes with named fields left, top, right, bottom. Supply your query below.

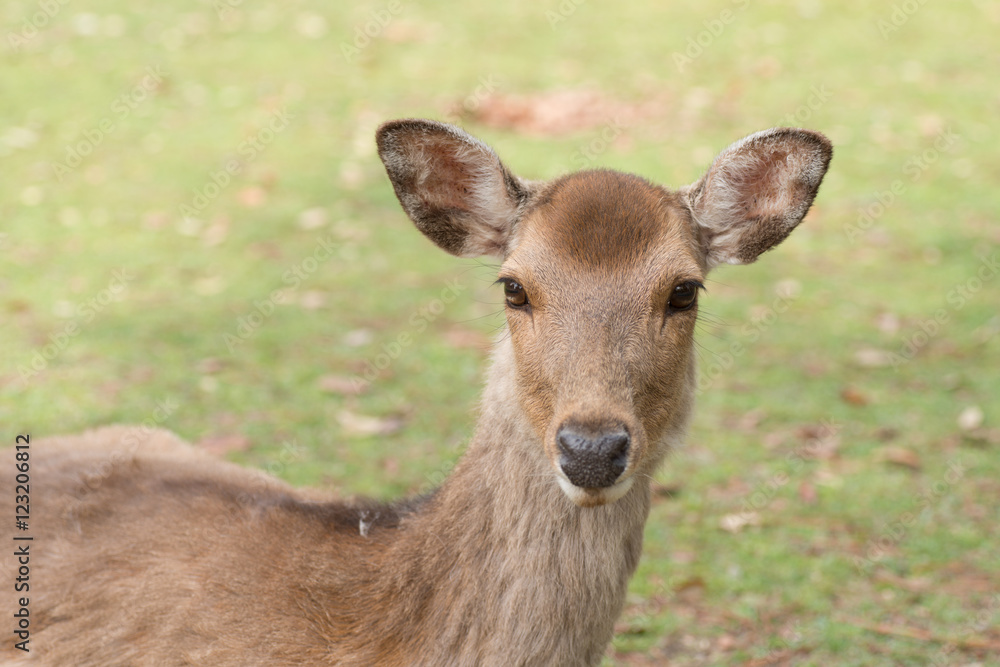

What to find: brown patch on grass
left=452, top=89, right=671, bottom=137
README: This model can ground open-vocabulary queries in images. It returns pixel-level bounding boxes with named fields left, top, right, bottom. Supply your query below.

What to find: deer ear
left=685, top=127, right=832, bottom=270
left=376, top=119, right=533, bottom=258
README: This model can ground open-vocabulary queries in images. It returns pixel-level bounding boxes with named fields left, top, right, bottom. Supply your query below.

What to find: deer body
left=2, top=120, right=831, bottom=666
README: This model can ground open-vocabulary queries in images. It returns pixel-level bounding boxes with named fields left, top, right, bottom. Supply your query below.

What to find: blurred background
left=2, top=1, right=998, bottom=664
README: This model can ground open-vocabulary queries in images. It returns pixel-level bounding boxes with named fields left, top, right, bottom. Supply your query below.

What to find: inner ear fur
left=685, top=127, right=833, bottom=269
left=376, top=119, right=534, bottom=258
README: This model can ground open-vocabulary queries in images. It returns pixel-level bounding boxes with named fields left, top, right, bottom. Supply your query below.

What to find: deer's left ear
left=684, top=128, right=832, bottom=270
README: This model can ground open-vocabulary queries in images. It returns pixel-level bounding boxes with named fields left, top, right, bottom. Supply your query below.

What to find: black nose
left=556, top=424, right=630, bottom=489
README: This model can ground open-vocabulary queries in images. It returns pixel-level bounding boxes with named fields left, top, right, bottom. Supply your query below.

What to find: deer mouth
left=556, top=474, right=634, bottom=508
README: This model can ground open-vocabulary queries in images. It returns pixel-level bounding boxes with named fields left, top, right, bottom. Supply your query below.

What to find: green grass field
left=3, top=1, right=998, bottom=664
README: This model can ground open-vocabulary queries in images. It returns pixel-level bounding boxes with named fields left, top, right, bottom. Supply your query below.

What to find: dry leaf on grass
left=798, top=480, right=818, bottom=504
left=877, top=446, right=922, bottom=470
left=202, top=217, right=229, bottom=246
left=299, top=290, right=326, bottom=310
left=237, top=186, right=267, bottom=207
left=964, top=427, right=1000, bottom=445
left=456, top=88, right=669, bottom=137
left=337, top=409, right=404, bottom=436
left=875, top=426, right=899, bottom=442
left=736, top=408, right=766, bottom=432
left=720, top=512, right=760, bottom=533
left=297, top=207, right=328, bottom=230
left=317, top=374, right=367, bottom=395
left=196, top=357, right=224, bottom=374
left=840, top=386, right=869, bottom=406
left=874, top=571, right=933, bottom=592
left=673, top=575, right=706, bottom=594
left=382, top=457, right=400, bottom=476
left=854, top=347, right=894, bottom=368
left=342, top=328, right=373, bottom=347
left=382, top=19, right=439, bottom=44
left=957, top=405, right=984, bottom=431
left=874, top=311, right=901, bottom=335
left=795, top=424, right=840, bottom=460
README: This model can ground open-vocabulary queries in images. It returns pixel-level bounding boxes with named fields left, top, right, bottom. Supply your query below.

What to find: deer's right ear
left=376, top=119, right=533, bottom=258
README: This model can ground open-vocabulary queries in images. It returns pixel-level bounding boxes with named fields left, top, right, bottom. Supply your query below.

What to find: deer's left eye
left=502, top=279, right=529, bottom=308
left=667, top=282, right=701, bottom=313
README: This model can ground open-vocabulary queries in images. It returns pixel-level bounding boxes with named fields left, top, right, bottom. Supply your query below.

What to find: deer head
left=377, top=119, right=831, bottom=508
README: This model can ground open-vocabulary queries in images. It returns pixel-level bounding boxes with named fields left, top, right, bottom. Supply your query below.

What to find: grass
left=3, top=0, right=998, bottom=664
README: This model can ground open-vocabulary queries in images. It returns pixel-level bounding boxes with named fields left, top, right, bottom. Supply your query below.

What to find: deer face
left=377, top=120, right=831, bottom=507
left=497, top=173, right=704, bottom=506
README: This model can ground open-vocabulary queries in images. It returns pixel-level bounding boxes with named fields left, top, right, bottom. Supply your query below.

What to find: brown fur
left=1, top=120, right=831, bottom=666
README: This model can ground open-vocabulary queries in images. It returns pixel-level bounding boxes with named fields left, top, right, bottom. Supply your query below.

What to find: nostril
left=604, top=432, right=629, bottom=471
left=556, top=425, right=631, bottom=489
left=556, top=429, right=580, bottom=456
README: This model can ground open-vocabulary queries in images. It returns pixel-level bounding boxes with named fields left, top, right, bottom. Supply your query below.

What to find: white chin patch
left=557, top=475, right=634, bottom=507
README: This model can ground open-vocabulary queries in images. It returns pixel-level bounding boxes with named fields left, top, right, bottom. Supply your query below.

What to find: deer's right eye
left=502, top=279, right=529, bottom=308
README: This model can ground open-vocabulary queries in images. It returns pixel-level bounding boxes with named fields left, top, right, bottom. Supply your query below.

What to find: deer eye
left=667, top=281, right=702, bottom=313
left=501, top=279, right=529, bottom=308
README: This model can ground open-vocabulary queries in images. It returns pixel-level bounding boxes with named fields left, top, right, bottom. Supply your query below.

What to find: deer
left=2, top=119, right=831, bottom=666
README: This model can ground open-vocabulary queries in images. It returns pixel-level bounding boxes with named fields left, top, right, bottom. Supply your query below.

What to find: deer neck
left=377, top=338, right=652, bottom=665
